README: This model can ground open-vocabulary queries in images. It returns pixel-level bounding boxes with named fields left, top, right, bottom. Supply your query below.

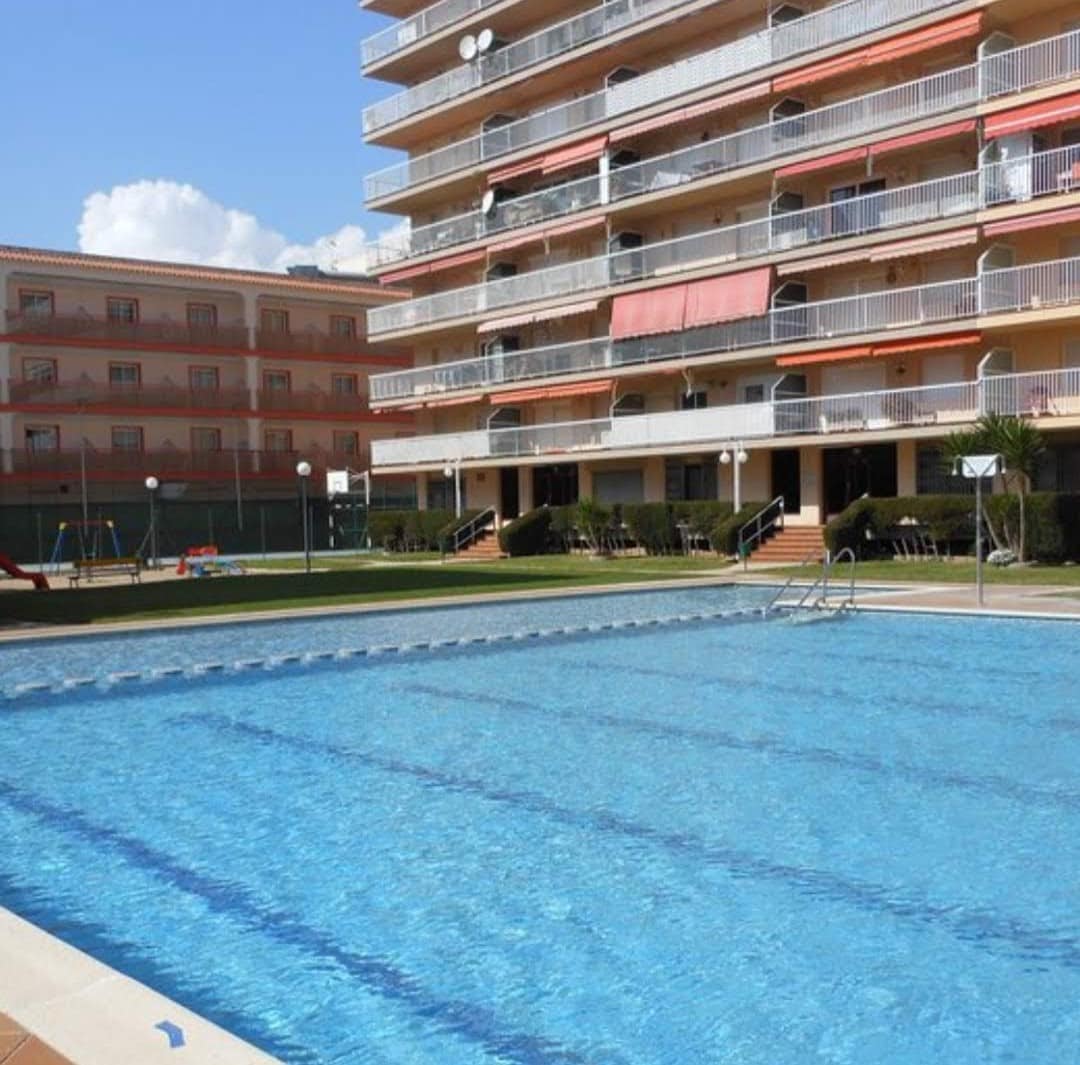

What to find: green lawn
left=753, top=559, right=1080, bottom=585
left=1, top=554, right=733, bottom=626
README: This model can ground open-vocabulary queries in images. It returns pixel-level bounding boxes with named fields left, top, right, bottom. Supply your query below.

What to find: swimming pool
left=2, top=591, right=1078, bottom=1063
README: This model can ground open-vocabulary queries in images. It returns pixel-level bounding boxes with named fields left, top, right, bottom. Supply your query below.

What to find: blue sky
left=0, top=0, right=403, bottom=263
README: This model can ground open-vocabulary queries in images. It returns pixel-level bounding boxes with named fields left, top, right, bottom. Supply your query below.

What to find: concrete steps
left=750, top=525, right=827, bottom=563
left=455, top=530, right=504, bottom=560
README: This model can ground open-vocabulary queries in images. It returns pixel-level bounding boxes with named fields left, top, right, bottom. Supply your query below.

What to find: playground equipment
left=0, top=553, right=50, bottom=591
left=177, top=545, right=245, bottom=579
left=48, top=520, right=124, bottom=572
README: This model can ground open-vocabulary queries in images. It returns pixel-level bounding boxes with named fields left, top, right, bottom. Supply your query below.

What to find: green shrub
left=710, top=502, right=767, bottom=556
left=623, top=503, right=678, bottom=554
left=366, top=509, right=456, bottom=551
left=436, top=509, right=481, bottom=553
left=986, top=492, right=1080, bottom=562
left=498, top=507, right=554, bottom=556
left=825, top=496, right=978, bottom=556
left=576, top=497, right=614, bottom=553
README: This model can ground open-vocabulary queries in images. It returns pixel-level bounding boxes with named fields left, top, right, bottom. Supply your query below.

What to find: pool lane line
left=177, top=713, right=1080, bottom=975
left=2, top=606, right=773, bottom=707
left=0, top=779, right=597, bottom=1065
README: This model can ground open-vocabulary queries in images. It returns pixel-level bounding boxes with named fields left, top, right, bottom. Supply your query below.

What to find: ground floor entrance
left=822, top=444, right=898, bottom=516
left=533, top=464, right=578, bottom=507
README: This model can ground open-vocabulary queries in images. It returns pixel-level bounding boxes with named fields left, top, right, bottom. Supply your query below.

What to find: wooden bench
left=69, top=557, right=143, bottom=586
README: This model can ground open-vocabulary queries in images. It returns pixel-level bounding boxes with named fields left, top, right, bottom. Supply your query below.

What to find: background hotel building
left=0, top=246, right=413, bottom=557
left=359, top=0, right=1080, bottom=552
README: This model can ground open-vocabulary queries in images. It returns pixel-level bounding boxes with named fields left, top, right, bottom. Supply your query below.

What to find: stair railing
left=765, top=547, right=859, bottom=614
left=737, top=496, right=785, bottom=570
left=452, top=506, right=497, bottom=553
left=764, top=549, right=824, bottom=613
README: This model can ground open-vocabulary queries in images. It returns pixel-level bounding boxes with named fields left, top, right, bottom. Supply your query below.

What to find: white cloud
left=77, top=179, right=406, bottom=275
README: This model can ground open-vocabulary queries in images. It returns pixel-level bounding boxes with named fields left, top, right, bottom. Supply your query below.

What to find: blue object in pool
left=1, top=595, right=1079, bottom=1063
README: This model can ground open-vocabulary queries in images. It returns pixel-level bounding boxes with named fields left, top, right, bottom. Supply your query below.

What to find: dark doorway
left=823, top=444, right=897, bottom=515
left=533, top=464, right=579, bottom=507
left=500, top=466, right=520, bottom=520
left=770, top=449, right=801, bottom=513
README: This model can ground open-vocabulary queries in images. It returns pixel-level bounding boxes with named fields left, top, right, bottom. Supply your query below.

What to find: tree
left=942, top=414, right=1045, bottom=561
left=575, top=497, right=613, bottom=556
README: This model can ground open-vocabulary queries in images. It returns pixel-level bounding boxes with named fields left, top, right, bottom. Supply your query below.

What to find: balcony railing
left=372, top=366, right=1080, bottom=466
left=2, top=312, right=250, bottom=350
left=364, top=25, right=1080, bottom=203
left=4, top=448, right=304, bottom=479
left=6, top=380, right=251, bottom=412
left=364, top=0, right=965, bottom=191
left=371, top=256, right=1080, bottom=403
left=255, top=389, right=371, bottom=414
left=362, top=0, right=498, bottom=68
left=252, top=329, right=374, bottom=357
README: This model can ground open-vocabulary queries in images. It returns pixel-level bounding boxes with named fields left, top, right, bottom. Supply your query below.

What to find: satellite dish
left=481, top=189, right=497, bottom=216
left=458, top=34, right=478, bottom=61
left=477, top=28, right=495, bottom=53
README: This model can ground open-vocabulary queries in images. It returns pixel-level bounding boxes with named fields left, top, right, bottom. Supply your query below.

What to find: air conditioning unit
left=486, top=261, right=518, bottom=281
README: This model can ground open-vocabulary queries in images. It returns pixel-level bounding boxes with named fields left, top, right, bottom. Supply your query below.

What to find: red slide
left=0, top=553, right=50, bottom=591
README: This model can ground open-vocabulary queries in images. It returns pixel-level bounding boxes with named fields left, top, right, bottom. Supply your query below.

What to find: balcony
left=2, top=312, right=249, bottom=351
left=364, top=25, right=1080, bottom=204
left=255, top=389, right=372, bottom=416
left=3, top=447, right=303, bottom=480
left=6, top=380, right=251, bottom=413
left=370, top=256, right=1080, bottom=403
left=252, top=329, right=376, bottom=358
left=372, top=366, right=1080, bottom=467
left=362, top=0, right=501, bottom=69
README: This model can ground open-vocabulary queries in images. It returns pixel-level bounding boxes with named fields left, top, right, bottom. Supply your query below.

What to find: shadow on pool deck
left=0, top=1013, right=71, bottom=1064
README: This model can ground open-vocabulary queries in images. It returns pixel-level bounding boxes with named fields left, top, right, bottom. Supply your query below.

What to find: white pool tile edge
left=0, top=906, right=281, bottom=1064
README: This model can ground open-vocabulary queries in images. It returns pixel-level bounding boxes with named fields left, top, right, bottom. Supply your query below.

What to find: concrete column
left=897, top=438, right=917, bottom=497
left=0, top=412, right=14, bottom=473
left=0, top=343, right=10, bottom=405
left=517, top=465, right=533, bottom=513
left=242, top=291, right=259, bottom=349
left=598, top=151, right=611, bottom=206
left=798, top=447, right=823, bottom=526
left=642, top=456, right=666, bottom=502
left=416, top=474, right=428, bottom=510
left=245, top=355, right=260, bottom=412
left=246, top=417, right=261, bottom=472
left=578, top=462, right=594, bottom=500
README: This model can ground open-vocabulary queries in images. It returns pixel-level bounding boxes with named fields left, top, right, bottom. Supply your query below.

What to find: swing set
left=48, top=520, right=124, bottom=570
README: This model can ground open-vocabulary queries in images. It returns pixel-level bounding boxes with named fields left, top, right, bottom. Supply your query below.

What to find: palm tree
left=942, top=414, right=1045, bottom=561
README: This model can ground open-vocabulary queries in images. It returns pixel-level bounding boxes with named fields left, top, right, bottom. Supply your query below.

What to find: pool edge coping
left=0, top=906, right=281, bottom=1065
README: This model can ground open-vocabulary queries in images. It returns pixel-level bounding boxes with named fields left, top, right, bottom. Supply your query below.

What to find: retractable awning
left=495, top=379, right=613, bottom=404
left=609, top=82, right=770, bottom=142
left=477, top=300, right=599, bottom=334
left=487, top=216, right=604, bottom=254
left=984, top=91, right=1080, bottom=139
left=487, top=136, right=608, bottom=187
left=380, top=249, right=485, bottom=285
left=683, top=268, right=772, bottom=328
left=775, top=147, right=867, bottom=180
left=777, top=331, right=980, bottom=367
left=869, top=119, right=976, bottom=158
left=610, top=285, right=688, bottom=339
left=984, top=204, right=1080, bottom=237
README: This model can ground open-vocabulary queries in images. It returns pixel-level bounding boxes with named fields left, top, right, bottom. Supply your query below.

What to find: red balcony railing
left=3, top=312, right=250, bottom=350
left=255, top=388, right=370, bottom=415
left=7, top=379, right=251, bottom=413
left=254, top=329, right=373, bottom=357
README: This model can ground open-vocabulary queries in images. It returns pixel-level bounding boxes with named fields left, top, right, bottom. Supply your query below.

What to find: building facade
left=360, top=0, right=1080, bottom=536
left=0, top=246, right=415, bottom=556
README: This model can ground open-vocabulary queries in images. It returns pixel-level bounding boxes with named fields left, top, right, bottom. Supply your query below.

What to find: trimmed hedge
left=985, top=492, right=1080, bottom=562
left=623, top=503, right=678, bottom=554
left=367, top=508, right=471, bottom=552
left=825, top=496, right=977, bottom=556
left=499, top=507, right=554, bottom=556
left=710, top=502, right=767, bottom=556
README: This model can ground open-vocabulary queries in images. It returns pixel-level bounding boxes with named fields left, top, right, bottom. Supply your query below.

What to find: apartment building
left=359, top=0, right=1080, bottom=544
left=0, top=246, right=416, bottom=537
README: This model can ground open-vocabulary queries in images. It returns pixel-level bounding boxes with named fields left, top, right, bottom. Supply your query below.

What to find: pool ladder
left=764, top=548, right=858, bottom=616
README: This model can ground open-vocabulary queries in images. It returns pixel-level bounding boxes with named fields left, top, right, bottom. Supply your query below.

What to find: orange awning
left=777, top=345, right=873, bottom=367
left=541, top=136, right=607, bottom=175
left=397, top=393, right=480, bottom=411
left=775, top=146, right=867, bottom=179
left=984, top=91, right=1080, bottom=139
left=773, top=50, right=869, bottom=93
left=776, top=332, right=980, bottom=367
left=496, top=378, right=613, bottom=404
left=477, top=300, right=599, bottom=334
left=487, top=216, right=603, bottom=254
left=683, top=267, right=773, bottom=329
left=610, top=285, right=688, bottom=339
left=869, top=119, right=976, bottom=158
left=609, top=82, right=769, bottom=142
left=380, top=249, right=485, bottom=285
left=487, top=155, right=544, bottom=186
left=868, top=227, right=979, bottom=261
left=984, top=204, right=1080, bottom=236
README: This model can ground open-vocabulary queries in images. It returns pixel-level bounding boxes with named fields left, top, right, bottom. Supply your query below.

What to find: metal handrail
left=795, top=546, right=858, bottom=609
left=452, top=506, right=497, bottom=552
left=764, top=548, right=824, bottom=612
left=737, top=496, right=784, bottom=568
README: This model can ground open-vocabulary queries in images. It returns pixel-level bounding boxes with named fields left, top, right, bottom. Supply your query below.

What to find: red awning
left=774, top=49, right=869, bottom=93
left=683, top=268, right=772, bottom=329
left=487, top=155, right=545, bottom=186
left=775, top=146, right=867, bottom=179
left=870, top=119, right=976, bottom=158
left=984, top=91, right=1080, bottom=139
left=380, top=248, right=485, bottom=285
left=868, top=227, right=979, bottom=261
left=541, top=136, right=607, bottom=176
left=496, top=379, right=613, bottom=404
left=486, top=216, right=603, bottom=255
left=865, top=12, right=982, bottom=62
left=872, top=332, right=981, bottom=356
left=984, top=204, right=1080, bottom=237
left=477, top=299, right=599, bottom=334
left=609, top=82, right=769, bottom=142
left=610, top=285, right=687, bottom=339
left=777, top=345, right=873, bottom=367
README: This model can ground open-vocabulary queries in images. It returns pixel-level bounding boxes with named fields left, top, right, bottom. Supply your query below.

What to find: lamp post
left=443, top=459, right=462, bottom=518
left=719, top=444, right=749, bottom=511
left=296, top=460, right=312, bottom=574
left=144, top=475, right=159, bottom=569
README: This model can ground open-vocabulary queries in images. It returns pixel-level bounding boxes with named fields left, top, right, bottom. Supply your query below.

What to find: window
left=331, top=373, right=358, bottom=395
left=333, top=430, right=359, bottom=455
left=263, top=428, right=293, bottom=452
left=829, top=179, right=886, bottom=236
left=189, top=366, right=220, bottom=391
left=18, top=290, right=53, bottom=317
left=187, top=303, right=217, bottom=328
left=106, top=297, right=139, bottom=324
left=111, top=426, right=144, bottom=452
left=681, top=390, right=708, bottom=410
left=191, top=427, right=222, bottom=452
left=330, top=315, right=356, bottom=338
left=25, top=426, right=59, bottom=452
left=22, top=358, right=57, bottom=383
left=260, top=308, right=289, bottom=333
left=612, top=393, right=646, bottom=417
left=263, top=370, right=290, bottom=392
left=109, top=362, right=141, bottom=388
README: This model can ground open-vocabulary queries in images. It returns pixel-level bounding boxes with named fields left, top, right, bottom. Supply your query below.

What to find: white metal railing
left=362, top=0, right=496, bottom=68
left=369, top=168, right=981, bottom=333
left=372, top=364, right=1080, bottom=466
left=370, top=256, right=1080, bottom=402
left=363, top=25, right=1080, bottom=202
left=363, top=0, right=950, bottom=134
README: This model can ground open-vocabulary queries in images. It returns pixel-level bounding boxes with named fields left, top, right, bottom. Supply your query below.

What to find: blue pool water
left=1, top=594, right=1079, bottom=1063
